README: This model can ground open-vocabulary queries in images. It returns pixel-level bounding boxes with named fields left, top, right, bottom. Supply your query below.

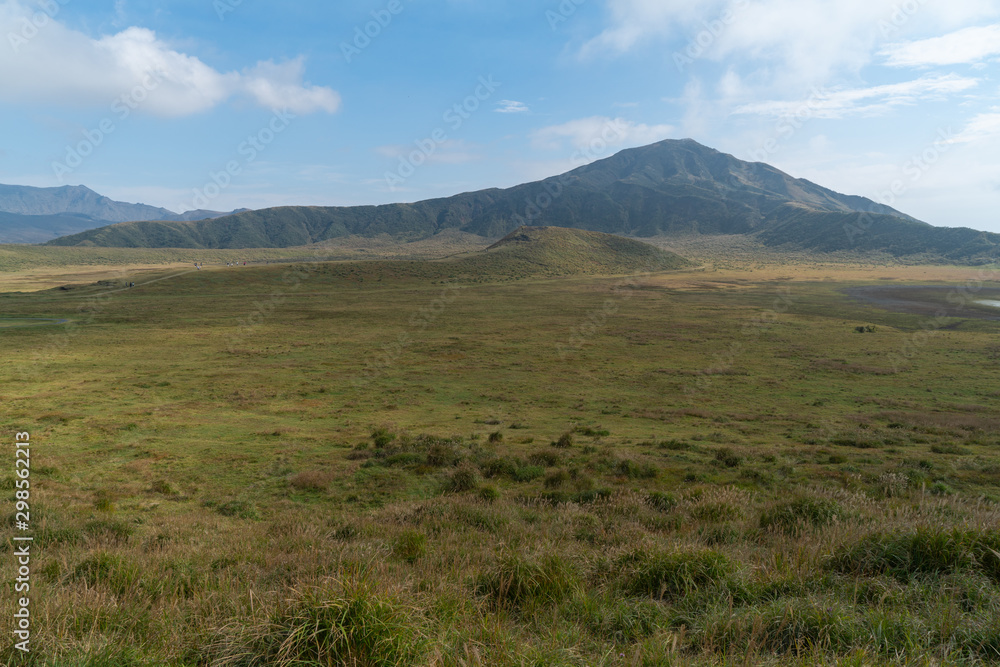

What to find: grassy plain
left=1, top=246, right=1000, bottom=665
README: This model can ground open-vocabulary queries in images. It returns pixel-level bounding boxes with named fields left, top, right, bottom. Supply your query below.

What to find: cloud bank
left=0, top=1, right=340, bottom=116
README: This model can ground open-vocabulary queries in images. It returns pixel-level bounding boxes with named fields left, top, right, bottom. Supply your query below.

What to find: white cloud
left=530, top=116, right=674, bottom=152
left=584, top=0, right=1000, bottom=85
left=495, top=100, right=529, bottom=113
left=581, top=0, right=699, bottom=57
left=880, top=24, right=1000, bottom=67
left=240, top=59, right=341, bottom=114
left=734, top=74, right=979, bottom=119
left=0, top=1, right=339, bottom=116
left=952, top=111, right=1000, bottom=144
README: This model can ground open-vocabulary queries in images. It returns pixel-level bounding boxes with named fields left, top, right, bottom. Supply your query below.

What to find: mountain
left=0, top=184, right=175, bottom=223
left=44, top=140, right=1000, bottom=262
left=0, top=184, right=247, bottom=243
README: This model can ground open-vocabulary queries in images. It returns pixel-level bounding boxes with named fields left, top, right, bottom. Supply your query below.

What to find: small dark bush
left=544, top=470, right=570, bottom=489
left=552, top=433, right=575, bottom=448
left=714, top=448, right=742, bottom=468
left=371, top=428, right=396, bottom=449
left=479, top=457, right=519, bottom=479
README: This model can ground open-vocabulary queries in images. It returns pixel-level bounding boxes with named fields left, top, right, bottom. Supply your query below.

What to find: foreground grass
left=1, top=259, right=1000, bottom=664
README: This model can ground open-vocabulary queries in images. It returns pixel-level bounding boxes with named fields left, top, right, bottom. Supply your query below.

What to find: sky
left=0, top=0, right=998, bottom=231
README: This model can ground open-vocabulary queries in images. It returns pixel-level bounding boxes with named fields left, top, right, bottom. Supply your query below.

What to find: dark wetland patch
left=846, top=284, right=1000, bottom=320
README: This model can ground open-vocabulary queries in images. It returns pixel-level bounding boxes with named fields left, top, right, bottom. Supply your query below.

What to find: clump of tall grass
left=759, top=496, right=841, bottom=536
left=475, top=552, right=578, bottom=610
left=620, top=548, right=733, bottom=600
left=699, top=597, right=864, bottom=656
left=829, top=528, right=1000, bottom=582
left=446, top=463, right=480, bottom=493
left=215, top=579, right=425, bottom=667
left=392, top=531, right=427, bottom=564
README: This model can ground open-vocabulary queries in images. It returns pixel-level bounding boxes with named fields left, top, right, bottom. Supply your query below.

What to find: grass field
left=2, top=250, right=1000, bottom=665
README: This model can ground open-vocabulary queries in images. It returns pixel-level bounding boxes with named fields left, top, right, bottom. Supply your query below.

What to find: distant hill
left=470, top=225, right=693, bottom=275
left=0, top=184, right=245, bottom=243
left=45, top=140, right=1000, bottom=262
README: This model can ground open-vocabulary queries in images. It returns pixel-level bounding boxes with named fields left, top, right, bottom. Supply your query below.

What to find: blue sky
left=1, top=0, right=999, bottom=231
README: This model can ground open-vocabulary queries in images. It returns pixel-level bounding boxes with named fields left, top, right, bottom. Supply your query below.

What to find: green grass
left=2, top=257, right=1000, bottom=664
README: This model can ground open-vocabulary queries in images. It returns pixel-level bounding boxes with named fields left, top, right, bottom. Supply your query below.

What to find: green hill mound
left=465, top=226, right=693, bottom=275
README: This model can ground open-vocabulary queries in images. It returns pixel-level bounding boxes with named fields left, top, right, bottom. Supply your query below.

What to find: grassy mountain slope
left=45, top=139, right=1000, bottom=262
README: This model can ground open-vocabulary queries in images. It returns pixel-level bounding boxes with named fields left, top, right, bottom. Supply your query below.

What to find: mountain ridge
left=0, top=184, right=247, bottom=243
left=41, top=139, right=1000, bottom=262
